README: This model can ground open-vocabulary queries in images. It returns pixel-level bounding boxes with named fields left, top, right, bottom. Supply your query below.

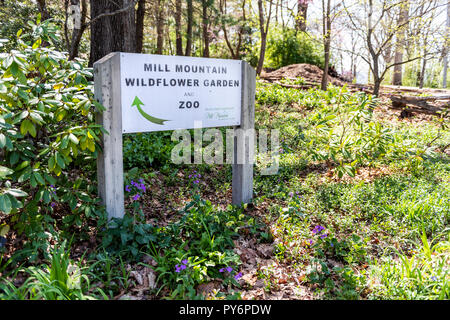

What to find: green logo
left=131, top=96, right=169, bottom=125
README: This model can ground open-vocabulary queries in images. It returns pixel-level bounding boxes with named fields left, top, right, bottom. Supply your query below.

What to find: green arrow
left=131, top=96, right=169, bottom=125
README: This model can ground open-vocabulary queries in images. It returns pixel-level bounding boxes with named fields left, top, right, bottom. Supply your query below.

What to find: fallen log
left=390, top=94, right=449, bottom=117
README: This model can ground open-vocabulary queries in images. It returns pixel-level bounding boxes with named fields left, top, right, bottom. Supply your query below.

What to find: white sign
left=119, top=53, right=242, bottom=133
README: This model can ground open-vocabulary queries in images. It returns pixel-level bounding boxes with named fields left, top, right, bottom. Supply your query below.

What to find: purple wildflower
left=175, top=264, right=181, bottom=273
left=219, top=268, right=225, bottom=273
left=180, top=264, right=187, bottom=270
left=312, top=225, right=325, bottom=235
left=288, top=192, right=294, bottom=197
left=431, top=276, right=437, bottom=281
left=234, top=272, right=243, bottom=280
left=133, top=194, right=140, bottom=201
left=50, top=202, right=56, bottom=208
left=226, top=266, right=233, bottom=273
left=320, top=233, right=328, bottom=239
left=125, top=185, right=131, bottom=192
left=193, top=180, right=199, bottom=184
left=307, top=239, right=313, bottom=245
left=181, top=259, right=188, bottom=265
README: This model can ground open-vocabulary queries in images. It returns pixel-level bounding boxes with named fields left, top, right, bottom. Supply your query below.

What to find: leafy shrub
left=300, top=87, right=392, bottom=177
left=101, top=212, right=156, bottom=259
left=265, top=27, right=324, bottom=70
left=0, top=19, right=105, bottom=260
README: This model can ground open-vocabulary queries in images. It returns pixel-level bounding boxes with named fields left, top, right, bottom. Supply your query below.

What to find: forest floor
left=108, top=80, right=449, bottom=300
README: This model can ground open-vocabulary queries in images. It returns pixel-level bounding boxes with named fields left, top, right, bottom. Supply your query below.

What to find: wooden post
left=94, top=52, right=125, bottom=219
left=232, top=61, right=256, bottom=206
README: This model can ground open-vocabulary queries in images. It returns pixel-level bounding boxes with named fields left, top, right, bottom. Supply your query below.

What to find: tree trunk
left=256, top=0, right=272, bottom=76
left=443, top=1, right=450, bottom=88
left=419, top=51, right=427, bottom=89
left=37, top=0, right=51, bottom=21
left=256, top=0, right=266, bottom=75
left=392, top=1, right=409, bottom=86
left=320, top=0, right=331, bottom=90
left=296, top=1, right=308, bottom=32
left=256, top=32, right=267, bottom=76
left=175, top=0, right=183, bottom=56
left=373, top=79, right=381, bottom=98
left=321, top=39, right=330, bottom=90
left=68, top=0, right=88, bottom=60
left=202, top=0, right=210, bottom=57
left=89, top=0, right=137, bottom=66
left=135, top=0, right=145, bottom=53
left=185, top=0, right=193, bottom=56
left=156, top=0, right=164, bottom=54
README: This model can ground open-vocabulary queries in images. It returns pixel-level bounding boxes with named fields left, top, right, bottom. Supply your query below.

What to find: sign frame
left=94, top=52, right=255, bottom=219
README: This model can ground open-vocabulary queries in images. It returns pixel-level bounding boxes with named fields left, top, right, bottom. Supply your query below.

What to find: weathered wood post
left=94, top=53, right=125, bottom=219
left=232, top=61, right=256, bottom=206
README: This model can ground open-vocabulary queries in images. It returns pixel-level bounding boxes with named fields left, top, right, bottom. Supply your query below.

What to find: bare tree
left=443, top=1, right=450, bottom=88
left=320, top=0, right=342, bottom=90
left=256, top=0, right=273, bottom=76
left=321, top=0, right=332, bottom=90
left=391, top=0, right=409, bottom=85
left=343, top=0, right=442, bottom=96
left=219, top=0, right=246, bottom=59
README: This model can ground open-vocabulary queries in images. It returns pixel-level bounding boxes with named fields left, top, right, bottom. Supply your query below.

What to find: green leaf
left=15, top=161, right=29, bottom=171
left=0, top=133, right=6, bottom=148
left=10, top=61, right=19, bottom=77
left=0, top=165, right=14, bottom=178
left=29, top=111, right=43, bottom=124
left=9, top=152, right=19, bottom=166
left=33, top=172, right=45, bottom=185
left=20, top=119, right=36, bottom=137
left=55, top=152, right=65, bottom=169
left=5, top=189, right=28, bottom=197
left=0, top=224, right=9, bottom=236
left=68, top=133, right=79, bottom=145
left=0, top=194, right=12, bottom=214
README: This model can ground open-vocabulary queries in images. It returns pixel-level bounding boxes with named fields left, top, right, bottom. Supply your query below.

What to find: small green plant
left=101, top=212, right=156, bottom=259
left=369, top=231, right=449, bottom=300
left=0, top=241, right=100, bottom=300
